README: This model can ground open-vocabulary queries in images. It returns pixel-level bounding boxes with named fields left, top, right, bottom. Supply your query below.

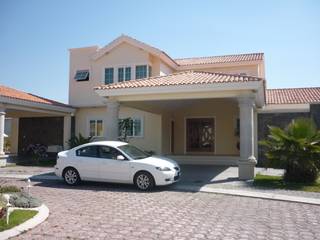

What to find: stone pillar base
left=0, top=154, right=8, bottom=167
left=238, top=156, right=257, bottom=180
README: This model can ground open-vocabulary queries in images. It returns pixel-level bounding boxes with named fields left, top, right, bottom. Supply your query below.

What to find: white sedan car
left=55, top=141, right=181, bottom=190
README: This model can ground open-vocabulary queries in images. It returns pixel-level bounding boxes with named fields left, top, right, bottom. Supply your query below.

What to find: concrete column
left=238, top=97, right=257, bottom=180
left=63, top=115, right=72, bottom=150
left=0, top=106, right=6, bottom=155
left=105, top=100, right=120, bottom=140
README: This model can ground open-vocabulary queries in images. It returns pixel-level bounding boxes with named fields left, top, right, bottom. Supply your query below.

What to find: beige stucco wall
left=69, top=42, right=167, bottom=107
left=168, top=99, right=240, bottom=156
left=161, top=113, right=172, bottom=154
left=69, top=46, right=102, bottom=107
left=160, top=61, right=174, bottom=76
left=75, top=106, right=162, bottom=154
left=5, top=118, right=19, bottom=154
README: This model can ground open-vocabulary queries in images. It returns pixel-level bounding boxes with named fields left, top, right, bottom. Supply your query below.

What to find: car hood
left=133, top=155, right=179, bottom=168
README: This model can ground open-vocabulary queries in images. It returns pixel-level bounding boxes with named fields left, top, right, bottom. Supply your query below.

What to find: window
left=74, top=70, right=89, bottom=81
left=125, top=67, right=131, bottom=81
left=105, top=68, right=114, bottom=84
left=76, top=146, right=98, bottom=157
left=135, top=65, right=147, bottom=79
left=89, top=120, right=103, bottom=137
left=118, top=67, right=131, bottom=82
left=118, top=118, right=143, bottom=137
left=118, top=68, right=124, bottom=82
left=98, top=146, right=125, bottom=160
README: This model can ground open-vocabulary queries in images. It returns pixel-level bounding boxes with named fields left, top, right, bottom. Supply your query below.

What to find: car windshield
left=118, top=144, right=151, bottom=160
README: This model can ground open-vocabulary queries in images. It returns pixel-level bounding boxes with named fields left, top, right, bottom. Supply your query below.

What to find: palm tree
left=260, top=118, right=320, bottom=183
left=118, top=118, right=132, bottom=142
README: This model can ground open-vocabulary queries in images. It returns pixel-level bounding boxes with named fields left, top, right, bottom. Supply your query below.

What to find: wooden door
left=186, top=118, right=215, bottom=153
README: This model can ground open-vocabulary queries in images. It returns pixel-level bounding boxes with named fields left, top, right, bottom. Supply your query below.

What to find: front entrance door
left=186, top=118, right=215, bottom=153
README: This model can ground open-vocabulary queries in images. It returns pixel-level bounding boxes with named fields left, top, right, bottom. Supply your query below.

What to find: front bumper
left=54, top=165, right=62, bottom=177
left=155, top=168, right=181, bottom=186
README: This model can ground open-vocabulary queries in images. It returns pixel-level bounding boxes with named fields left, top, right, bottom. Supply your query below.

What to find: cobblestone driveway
left=6, top=179, right=320, bottom=240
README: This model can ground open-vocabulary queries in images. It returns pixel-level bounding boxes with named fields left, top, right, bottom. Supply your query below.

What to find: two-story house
left=68, top=35, right=267, bottom=180
left=1, top=35, right=319, bottom=180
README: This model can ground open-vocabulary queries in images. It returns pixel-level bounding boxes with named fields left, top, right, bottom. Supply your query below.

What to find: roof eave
left=177, top=60, right=264, bottom=70
left=0, top=96, right=76, bottom=114
left=95, top=80, right=265, bottom=107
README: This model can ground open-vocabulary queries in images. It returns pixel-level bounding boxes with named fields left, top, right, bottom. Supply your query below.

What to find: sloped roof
left=266, top=87, right=320, bottom=104
left=95, top=71, right=264, bottom=90
left=92, top=35, right=178, bottom=68
left=90, top=35, right=264, bottom=69
left=0, top=85, right=72, bottom=108
left=175, top=53, right=264, bottom=66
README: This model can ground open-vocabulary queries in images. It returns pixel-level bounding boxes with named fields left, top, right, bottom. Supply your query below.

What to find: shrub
left=68, top=134, right=92, bottom=148
left=9, top=192, right=41, bottom=208
left=25, top=144, right=48, bottom=164
left=260, top=118, right=320, bottom=183
left=0, top=185, right=21, bottom=194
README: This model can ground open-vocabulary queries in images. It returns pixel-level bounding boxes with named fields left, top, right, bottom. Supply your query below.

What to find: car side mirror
left=116, top=155, right=125, bottom=161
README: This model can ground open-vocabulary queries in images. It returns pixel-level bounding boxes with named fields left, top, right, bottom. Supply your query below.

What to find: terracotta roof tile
left=95, top=71, right=263, bottom=90
left=175, top=53, right=264, bottom=66
left=266, top=87, right=320, bottom=104
left=0, top=85, right=72, bottom=108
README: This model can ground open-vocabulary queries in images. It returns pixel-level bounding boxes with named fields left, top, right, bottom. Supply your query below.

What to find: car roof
left=78, top=141, right=128, bottom=148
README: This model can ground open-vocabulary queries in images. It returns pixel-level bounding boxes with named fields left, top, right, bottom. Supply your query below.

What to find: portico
left=95, top=71, right=264, bottom=180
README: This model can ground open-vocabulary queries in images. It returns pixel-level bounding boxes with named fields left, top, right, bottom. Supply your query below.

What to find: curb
left=0, top=204, right=49, bottom=240
left=0, top=173, right=59, bottom=181
left=174, top=185, right=320, bottom=205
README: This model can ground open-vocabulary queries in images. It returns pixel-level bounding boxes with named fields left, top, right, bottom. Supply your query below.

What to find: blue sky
left=0, top=0, right=319, bottom=104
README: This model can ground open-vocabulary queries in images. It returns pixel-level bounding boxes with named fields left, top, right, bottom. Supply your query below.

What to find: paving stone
left=1, top=179, right=318, bottom=240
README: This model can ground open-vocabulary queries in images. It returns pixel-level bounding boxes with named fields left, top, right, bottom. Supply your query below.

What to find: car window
left=118, top=144, right=150, bottom=160
left=76, top=146, right=98, bottom=158
left=98, top=146, right=125, bottom=160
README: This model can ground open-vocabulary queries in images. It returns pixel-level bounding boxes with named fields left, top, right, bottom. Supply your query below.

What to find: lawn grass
left=253, top=174, right=320, bottom=192
left=0, top=209, right=38, bottom=232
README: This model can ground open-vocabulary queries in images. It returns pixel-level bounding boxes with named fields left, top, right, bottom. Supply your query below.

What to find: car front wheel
left=134, top=171, right=155, bottom=191
left=63, top=167, right=80, bottom=185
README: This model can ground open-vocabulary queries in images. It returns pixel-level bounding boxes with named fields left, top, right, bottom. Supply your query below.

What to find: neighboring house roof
left=175, top=53, right=264, bottom=66
left=92, top=35, right=178, bottom=68
left=0, top=85, right=73, bottom=108
left=95, top=71, right=264, bottom=90
left=266, top=87, right=320, bottom=104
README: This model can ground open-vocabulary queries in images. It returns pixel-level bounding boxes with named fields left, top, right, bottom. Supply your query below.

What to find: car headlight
left=155, top=166, right=171, bottom=171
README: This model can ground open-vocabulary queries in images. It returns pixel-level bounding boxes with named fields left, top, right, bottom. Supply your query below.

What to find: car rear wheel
left=134, top=171, right=155, bottom=191
left=63, top=167, right=80, bottom=185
